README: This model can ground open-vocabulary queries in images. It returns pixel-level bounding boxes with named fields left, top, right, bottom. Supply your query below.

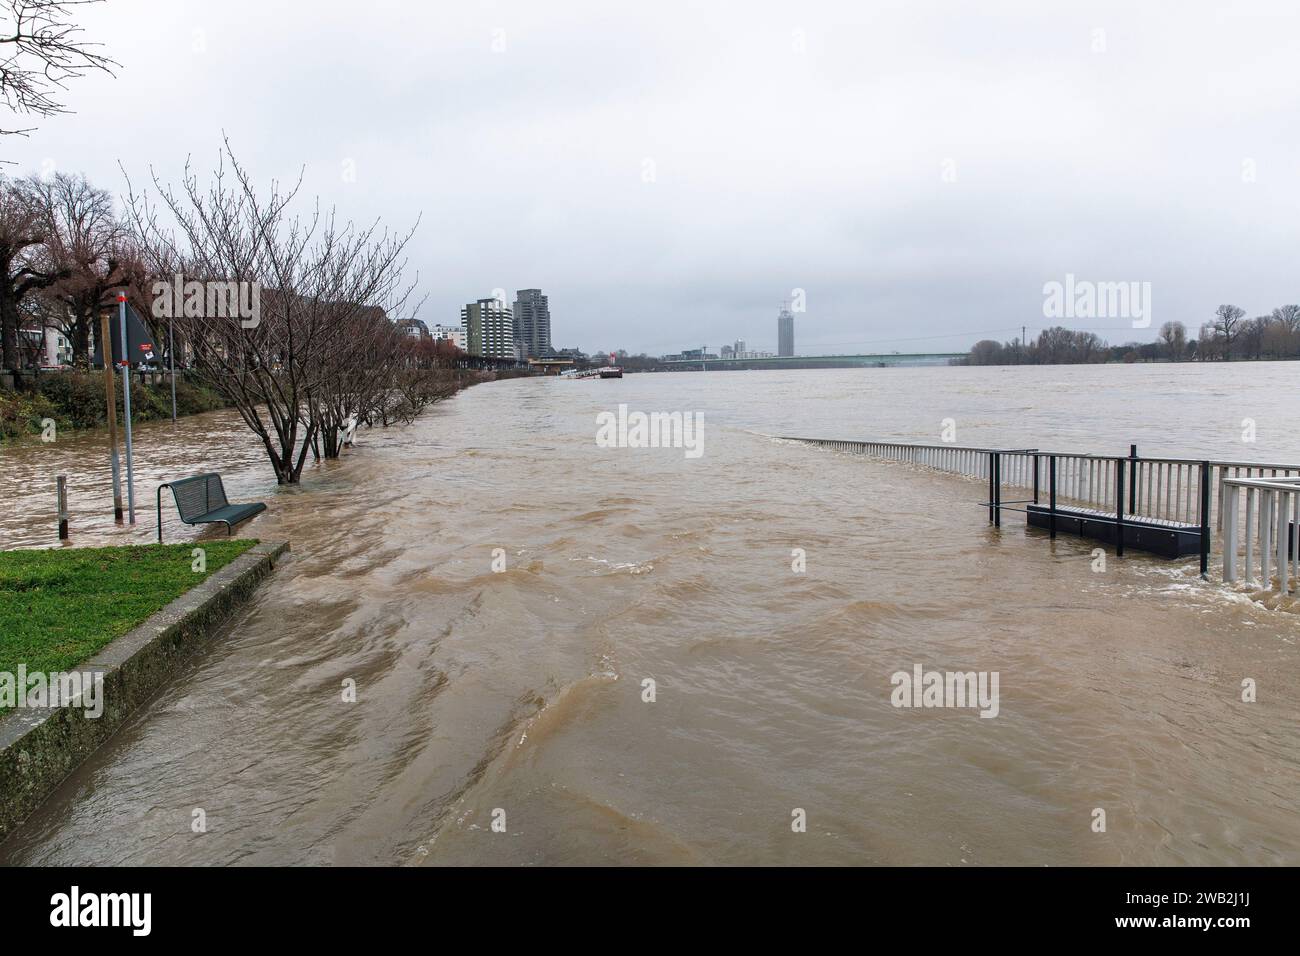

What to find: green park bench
left=156, top=473, right=266, bottom=543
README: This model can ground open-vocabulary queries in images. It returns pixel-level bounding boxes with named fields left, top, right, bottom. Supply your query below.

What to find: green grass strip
left=0, top=541, right=257, bottom=708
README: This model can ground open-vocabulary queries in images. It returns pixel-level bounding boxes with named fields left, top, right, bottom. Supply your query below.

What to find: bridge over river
left=660, top=352, right=964, bottom=371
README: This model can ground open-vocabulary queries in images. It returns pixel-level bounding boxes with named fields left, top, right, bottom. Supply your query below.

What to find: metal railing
left=1221, top=476, right=1300, bottom=594
left=785, top=437, right=1300, bottom=594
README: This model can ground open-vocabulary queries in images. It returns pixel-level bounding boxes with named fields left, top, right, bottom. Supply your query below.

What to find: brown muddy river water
left=1, top=365, right=1298, bottom=865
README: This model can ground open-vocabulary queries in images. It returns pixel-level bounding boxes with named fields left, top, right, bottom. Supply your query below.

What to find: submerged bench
left=157, top=473, right=266, bottom=543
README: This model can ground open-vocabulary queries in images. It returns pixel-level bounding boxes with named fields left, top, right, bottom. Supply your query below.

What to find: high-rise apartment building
left=461, top=299, right=516, bottom=359
left=513, top=289, right=552, bottom=358
left=777, top=308, right=794, bottom=357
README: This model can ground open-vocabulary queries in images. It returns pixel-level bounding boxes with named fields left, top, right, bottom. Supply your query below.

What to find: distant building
left=734, top=339, right=745, bottom=356
left=720, top=345, right=734, bottom=359
left=681, top=348, right=719, bottom=360
left=461, top=299, right=516, bottom=358
left=777, top=308, right=794, bottom=357
left=429, top=323, right=466, bottom=350
left=513, top=288, right=552, bottom=357
left=19, top=325, right=72, bottom=367
left=396, top=318, right=429, bottom=339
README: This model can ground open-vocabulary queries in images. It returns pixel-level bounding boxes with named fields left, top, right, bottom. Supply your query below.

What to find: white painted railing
left=1221, top=476, right=1300, bottom=594
left=787, top=437, right=1300, bottom=596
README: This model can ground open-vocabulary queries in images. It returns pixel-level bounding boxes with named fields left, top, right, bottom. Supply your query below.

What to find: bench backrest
left=167, top=473, right=229, bottom=520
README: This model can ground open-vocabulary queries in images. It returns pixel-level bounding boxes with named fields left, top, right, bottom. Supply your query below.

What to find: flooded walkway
left=1, top=366, right=1298, bottom=864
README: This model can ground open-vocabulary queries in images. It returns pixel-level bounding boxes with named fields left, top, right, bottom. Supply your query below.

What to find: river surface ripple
left=1, top=365, right=1297, bottom=865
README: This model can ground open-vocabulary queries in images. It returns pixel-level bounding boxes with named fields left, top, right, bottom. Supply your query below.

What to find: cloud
left=7, top=0, right=1299, bottom=356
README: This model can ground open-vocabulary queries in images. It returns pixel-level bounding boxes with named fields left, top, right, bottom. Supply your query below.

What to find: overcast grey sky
left=6, top=0, right=1299, bottom=356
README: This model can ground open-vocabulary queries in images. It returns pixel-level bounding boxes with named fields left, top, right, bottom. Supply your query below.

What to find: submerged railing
left=786, top=437, right=1300, bottom=596
left=1221, top=476, right=1300, bottom=594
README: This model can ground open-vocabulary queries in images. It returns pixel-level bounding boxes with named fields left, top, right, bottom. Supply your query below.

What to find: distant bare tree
left=965, top=339, right=1003, bottom=365
left=1, top=1, right=117, bottom=137
left=1196, top=322, right=1221, bottom=361
left=1212, top=304, right=1245, bottom=360
left=1271, top=304, right=1300, bottom=334
left=1158, top=320, right=1186, bottom=361
left=1239, top=316, right=1268, bottom=361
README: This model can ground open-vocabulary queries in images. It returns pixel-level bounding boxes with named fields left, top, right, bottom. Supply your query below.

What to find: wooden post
left=57, top=475, right=68, bottom=540
left=101, top=313, right=124, bottom=522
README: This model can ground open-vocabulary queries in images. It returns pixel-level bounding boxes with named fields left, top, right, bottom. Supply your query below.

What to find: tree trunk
left=0, top=295, right=18, bottom=372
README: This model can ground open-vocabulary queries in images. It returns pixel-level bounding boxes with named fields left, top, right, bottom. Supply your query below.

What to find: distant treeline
left=959, top=305, right=1300, bottom=365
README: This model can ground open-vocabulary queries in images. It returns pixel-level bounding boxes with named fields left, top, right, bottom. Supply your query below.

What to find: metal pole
left=993, top=453, right=1001, bottom=527
left=1128, top=444, right=1138, bottom=514
left=169, top=315, right=177, bottom=423
left=100, top=313, right=123, bottom=522
left=1049, top=456, right=1057, bottom=539
left=1199, top=461, right=1211, bottom=580
left=57, top=475, right=68, bottom=540
left=119, top=294, right=136, bottom=523
left=1115, top=456, right=1125, bottom=558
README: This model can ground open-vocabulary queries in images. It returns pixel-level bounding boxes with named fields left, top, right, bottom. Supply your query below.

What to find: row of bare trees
left=2, top=145, right=460, bottom=484
left=1188, top=304, right=1300, bottom=361
left=965, top=304, right=1300, bottom=366
left=120, top=142, right=454, bottom=484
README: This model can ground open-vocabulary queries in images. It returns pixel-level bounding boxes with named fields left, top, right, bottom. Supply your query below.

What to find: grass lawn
left=0, top=542, right=257, bottom=704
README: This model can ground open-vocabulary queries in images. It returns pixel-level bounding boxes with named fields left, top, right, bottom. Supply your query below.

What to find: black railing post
left=1049, top=455, right=1057, bottom=539
left=1128, top=444, right=1138, bottom=514
left=1200, top=460, right=1211, bottom=579
left=1115, top=457, right=1125, bottom=558
left=1032, top=453, right=1040, bottom=505
left=994, top=453, right=1002, bottom=527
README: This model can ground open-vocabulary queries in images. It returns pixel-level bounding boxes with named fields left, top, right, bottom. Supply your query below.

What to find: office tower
left=513, top=289, right=552, bottom=358
left=777, top=308, right=794, bottom=357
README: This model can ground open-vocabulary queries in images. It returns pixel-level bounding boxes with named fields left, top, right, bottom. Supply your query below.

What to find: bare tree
left=124, top=141, right=421, bottom=484
left=1158, top=320, right=1186, bottom=361
left=25, top=170, right=133, bottom=362
left=0, top=173, right=63, bottom=370
left=0, top=0, right=116, bottom=137
left=1196, top=322, right=1221, bottom=362
left=1212, top=304, right=1245, bottom=360
left=1271, top=304, right=1300, bottom=334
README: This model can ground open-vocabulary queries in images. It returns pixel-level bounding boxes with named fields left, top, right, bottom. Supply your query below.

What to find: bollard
left=57, top=475, right=69, bottom=540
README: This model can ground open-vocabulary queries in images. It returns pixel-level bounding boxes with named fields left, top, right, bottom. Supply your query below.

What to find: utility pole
left=100, top=313, right=123, bottom=522
left=118, top=294, right=136, bottom=524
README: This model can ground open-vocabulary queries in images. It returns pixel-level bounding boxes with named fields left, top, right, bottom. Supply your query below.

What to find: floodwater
left=1, top=364, right=1297, bottom=865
